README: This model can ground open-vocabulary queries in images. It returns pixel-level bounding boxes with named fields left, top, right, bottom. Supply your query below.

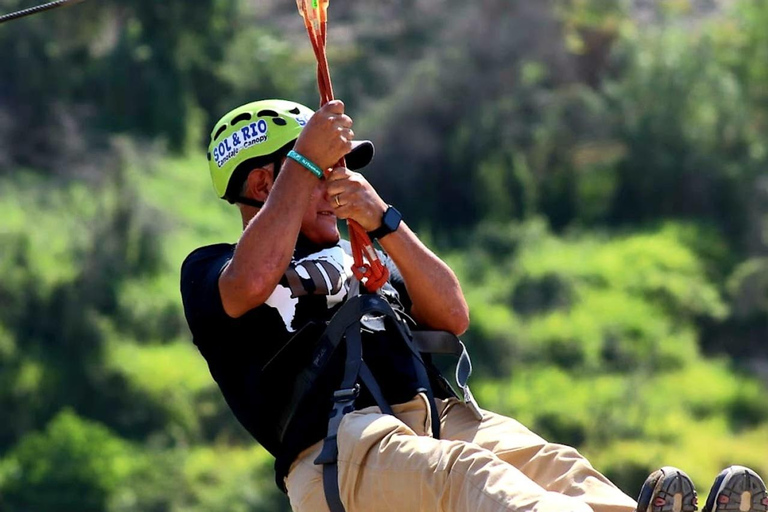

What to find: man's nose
left=316, top=180, right=330, bottom=198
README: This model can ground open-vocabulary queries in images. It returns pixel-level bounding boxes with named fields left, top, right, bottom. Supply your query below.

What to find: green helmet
left=207, top=99, right=314, bottom=202
left=207, top=99, right=374, bottom=203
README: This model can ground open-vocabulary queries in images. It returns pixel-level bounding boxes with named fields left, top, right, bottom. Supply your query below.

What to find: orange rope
left=297, top=0, right=389, bottom=292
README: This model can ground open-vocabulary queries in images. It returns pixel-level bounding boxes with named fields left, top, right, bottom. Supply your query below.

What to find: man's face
left=299, top=179, right=340, bottom=247
left=259, top=159, right=340, bottom=247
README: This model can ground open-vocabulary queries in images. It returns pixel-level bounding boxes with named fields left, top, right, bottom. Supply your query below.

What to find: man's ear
left=244, top=167, right=274, bottom=203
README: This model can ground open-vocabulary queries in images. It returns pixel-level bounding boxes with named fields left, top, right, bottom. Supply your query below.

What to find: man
left=180, top=99, right=766, bottom=512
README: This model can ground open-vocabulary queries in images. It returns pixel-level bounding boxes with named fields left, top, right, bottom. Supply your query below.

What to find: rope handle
left=297, top=0, right=390, bottom=292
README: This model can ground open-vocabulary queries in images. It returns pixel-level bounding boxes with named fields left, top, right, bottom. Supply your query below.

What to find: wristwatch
left=368, top=205, right=402, bottom=240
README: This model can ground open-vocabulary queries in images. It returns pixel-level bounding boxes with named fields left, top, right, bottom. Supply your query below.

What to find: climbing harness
left=296, top=0, right=389, bottom=292
left=268, top=293, right=482, bottom=512
left=0, top=0, right=87, bottom=24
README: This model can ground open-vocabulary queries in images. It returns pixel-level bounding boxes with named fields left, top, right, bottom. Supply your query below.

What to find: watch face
left=370, top=206, right=402, bottom=239
left=385, top=207, right=403, bottom=231
left=383, top=208, right=400, bottom=231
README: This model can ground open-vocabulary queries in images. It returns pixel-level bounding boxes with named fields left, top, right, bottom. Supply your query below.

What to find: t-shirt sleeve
left=180, top=245, right=234, bottom=338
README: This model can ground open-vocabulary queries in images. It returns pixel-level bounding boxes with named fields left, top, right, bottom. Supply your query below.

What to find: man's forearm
left=220, top=161, right=318, bottom=317
left=378, top=222, right=469, bottom=335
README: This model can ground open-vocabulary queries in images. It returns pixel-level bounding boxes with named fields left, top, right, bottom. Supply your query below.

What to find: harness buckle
left=333, top=384, right=360, bottom=402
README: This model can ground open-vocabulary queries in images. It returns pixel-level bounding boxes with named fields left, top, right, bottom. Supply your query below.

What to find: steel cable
left=0, top=0, right=86, bottom=25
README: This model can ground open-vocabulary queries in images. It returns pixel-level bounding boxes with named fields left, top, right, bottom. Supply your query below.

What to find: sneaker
left=702, top=466, right=768, bottom=512
left=637, top=466, right=699, bottom=512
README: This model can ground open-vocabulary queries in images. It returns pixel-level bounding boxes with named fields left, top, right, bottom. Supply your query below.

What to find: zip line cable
left=0, top=0, right=87, bottom=25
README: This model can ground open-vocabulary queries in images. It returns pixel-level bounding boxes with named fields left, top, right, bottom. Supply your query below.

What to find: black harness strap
left=358, top=362, right=395, bottom=416
left=268, top=294, right=482, bottom=510
left=322, top=462, right=345, bottom=512
left=272, top=298, right=381, bottom=443
left=315, top=321, right=364, bottom=512
left=411, top=331, right=483, bottom=421
left=395, top=322, right=442, bottom=439
left=311, top=294, right=445, bottom=512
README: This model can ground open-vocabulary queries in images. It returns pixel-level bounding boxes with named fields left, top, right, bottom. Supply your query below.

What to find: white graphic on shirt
left=265, top=241, right=356, bottom=332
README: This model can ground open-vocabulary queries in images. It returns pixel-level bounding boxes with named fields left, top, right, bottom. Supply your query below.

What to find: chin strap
left=233, top=196, right=265, bottom=209
left=234, top=152, right=284, bottom=210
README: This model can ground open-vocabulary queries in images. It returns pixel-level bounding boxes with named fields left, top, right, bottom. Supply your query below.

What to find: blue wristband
left=286, top=150, right=324, bottom=179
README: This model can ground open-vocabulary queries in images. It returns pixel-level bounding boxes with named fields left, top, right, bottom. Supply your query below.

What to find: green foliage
left=109, top=445, right=288, bottom=512
left=0, top=0, right=276, bottom=168
left=0, top=413, right=287, bottom=512
left=456, top=221, right=725, bottom=375
left=605, top=27, right=759, bottom=245
left=475, top=358, right=768, bottom=495
left=2, top=0, right=768, bottom=509
left=103, top=339, right=213, bottom=441
left=477, top=358, right=768, bottom=445
left=0, top=410, right=134, bottom=512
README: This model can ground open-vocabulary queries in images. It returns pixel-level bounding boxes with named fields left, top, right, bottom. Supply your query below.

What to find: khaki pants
left=285, top=394, right=637, bottom=512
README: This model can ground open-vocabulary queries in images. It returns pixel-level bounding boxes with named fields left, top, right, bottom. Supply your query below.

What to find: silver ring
left=335, top=195, right=341, bottom=207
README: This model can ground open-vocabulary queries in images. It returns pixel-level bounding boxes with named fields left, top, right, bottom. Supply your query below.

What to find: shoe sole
left=707, top=466, right=768, bottom=512
left=651, top=467, right=699, bottom=512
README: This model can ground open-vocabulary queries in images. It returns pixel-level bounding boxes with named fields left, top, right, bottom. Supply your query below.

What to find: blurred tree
left=0, top=410, right=133, bottom=512
left=0, top=145, right=169, bottom=449
left=454, top=221, right=726, bottom=376
left=0, top=0, right=239, bottom=171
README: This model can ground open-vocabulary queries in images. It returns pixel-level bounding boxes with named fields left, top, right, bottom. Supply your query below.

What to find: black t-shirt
left=180, top=236, right=442, bottom=487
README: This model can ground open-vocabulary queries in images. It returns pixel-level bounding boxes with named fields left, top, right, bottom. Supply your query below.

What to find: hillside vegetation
left=1, top=0, right=768, bottom=510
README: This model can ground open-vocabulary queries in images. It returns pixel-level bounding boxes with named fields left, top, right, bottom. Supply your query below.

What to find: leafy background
left=1, top=0, right=767, bottom=510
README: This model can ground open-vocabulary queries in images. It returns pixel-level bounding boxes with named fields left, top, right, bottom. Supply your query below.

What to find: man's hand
left=293, top=100, right=354, bottom=171
left=325, top=166, right=388, bottom=232
left=326, top=166, right=471, bottom=333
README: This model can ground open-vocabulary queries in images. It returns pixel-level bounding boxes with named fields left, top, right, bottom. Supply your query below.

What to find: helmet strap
left=234, top=196, right=265, bottom=209
left=273, top=157, right=282, bottom=180
left=236, top=157, right=281, bottom=209
left=225, top=141, right=294, bottom=209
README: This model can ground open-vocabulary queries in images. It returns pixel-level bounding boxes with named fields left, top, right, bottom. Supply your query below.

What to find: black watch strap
left=368, top=205, right=402, bottom=240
